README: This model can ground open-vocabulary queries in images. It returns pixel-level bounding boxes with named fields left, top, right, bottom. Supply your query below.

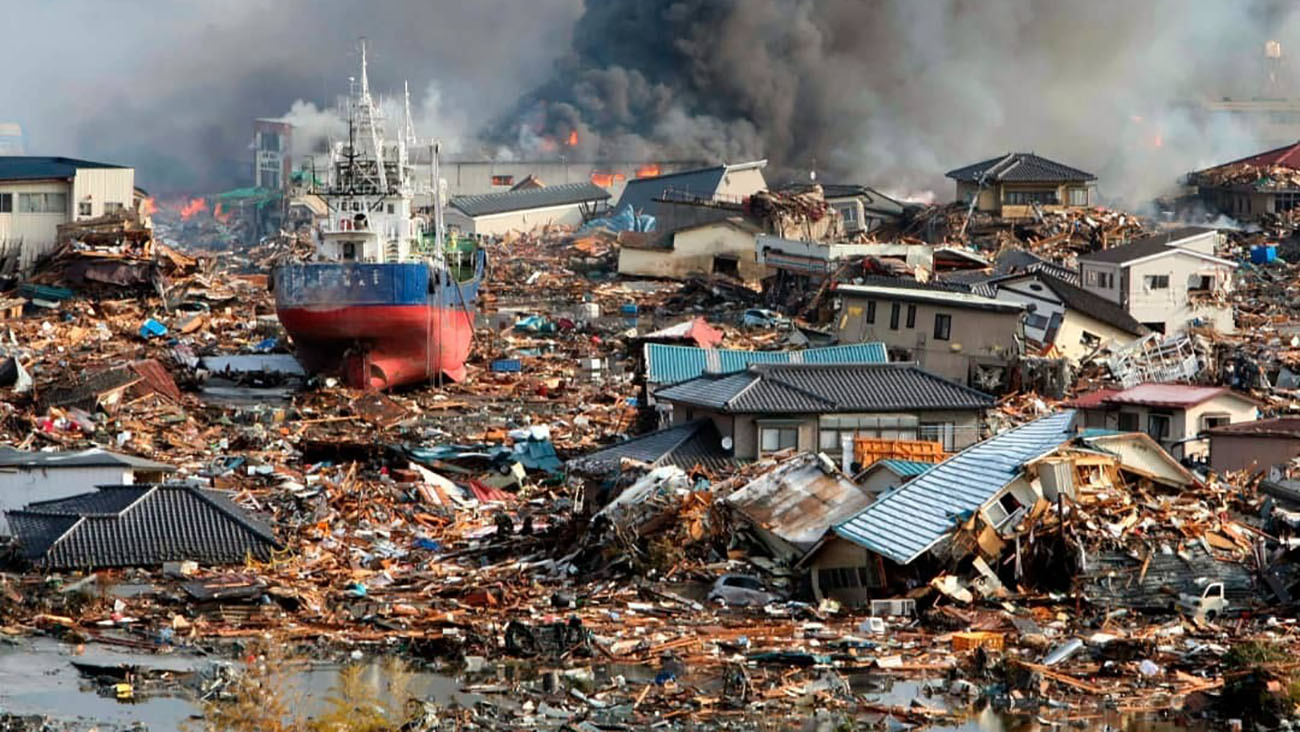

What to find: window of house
left=1025, top=313, right=1050, bottom=330
left=1068, top=187, right=1088, bottom=206
left=1117, top=412, right=1140, bottom=432
left=837, top=204, right=859, bottom=227
left=905, top=304, right=916, bottom=328
left=889, top=302, right=900, bottom=330
left=820, top=415, right=920, bottom=454
left=1080, top=330, right=1101, bottom=347
left=77, top=202, right=92, bottom=217
left=817, top=566, right=878, bottom=591
left=865, top=300, right=876, bottom=324
left=984, top=490, right=1025, bottom=528
left=934, top=313, right=952, bottom=340
left=713, top=257, right=740, bottom=278
left=387, top=203, right=395, bottom=214
left=1085, top=270, right=1097, bottom=286
left=1004, top=190, right=1058, bottom=205
left=1147, top=413, right=1172, bottom=442
left=760, top=427, right=798, bottom=454
left=1100, top=272, right=1113, bottom=288
left=1201, top=414, right=1231, bottom=431
left=1277, top=192, right=1300, bottom=212
left=491, top=175, right=514, bottom=186
left=920, top=422, right=956, bottom=451
left=1189, top=274, right=1213, bottom=291
left=1144, top=274, right=1170, bottom=290
left=18, top=192, right=67, bottom=213
left=0, top=193, right=10, bottom=213
left=105, top=202, right=124, bottom=214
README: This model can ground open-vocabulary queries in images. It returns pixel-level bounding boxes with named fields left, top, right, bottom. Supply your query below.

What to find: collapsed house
left=1186, top=139, right=1300, bottom=221
left=0, top=447, right=174, bottom=535
left=986, top=270, right=1147, bottom=362
left=1068, top=383, right=1259, bottom=460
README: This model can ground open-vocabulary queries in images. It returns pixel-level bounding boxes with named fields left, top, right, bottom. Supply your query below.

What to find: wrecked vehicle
left=1175, top=580, right=1228, bottom=622
left=708, top=574, right=781, bottom=607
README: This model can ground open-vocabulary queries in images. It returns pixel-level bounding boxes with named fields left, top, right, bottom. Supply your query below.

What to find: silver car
left=708, top=574, right=781, bottom=607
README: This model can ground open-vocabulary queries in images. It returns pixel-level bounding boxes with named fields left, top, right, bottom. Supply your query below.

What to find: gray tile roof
left=654, top=363, right=994, bottom=414
left=566, top=419, right=737, bottom=475
left=1076, top=226, right=1219, bottom=265
left=0, top=447, right=174, bottom=472
left=945, top=152, right=1096, bottom=183
left=834, top=411, right=1077, bottom=564
left=0, top=156, right=127, bottom=181
left=450, top=181, right=610, bottom=217
left=8, top=484, right=280, bottom=570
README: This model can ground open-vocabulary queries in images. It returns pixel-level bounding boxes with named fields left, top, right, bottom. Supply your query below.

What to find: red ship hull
left=278, top=304, right=474, bottom=390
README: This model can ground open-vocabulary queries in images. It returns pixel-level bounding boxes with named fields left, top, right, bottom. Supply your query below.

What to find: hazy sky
left=4, top=1, right=1298, bottom=203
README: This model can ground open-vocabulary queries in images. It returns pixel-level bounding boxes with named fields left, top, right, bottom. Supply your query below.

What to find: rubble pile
left=1190, top=162, right=1300, bottom=191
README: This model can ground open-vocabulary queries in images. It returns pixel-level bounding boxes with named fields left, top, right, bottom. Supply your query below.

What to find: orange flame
left=141, top=197, right=157, bottom=216
left=590, top=171, right=627, bottom=187
left=179, top=197, right=206, bottom=220
left=213, top=202, right=232, bottom=224
left=635, top=164, right=661, bottom=178
left=567, top=130, right=579, bottom=147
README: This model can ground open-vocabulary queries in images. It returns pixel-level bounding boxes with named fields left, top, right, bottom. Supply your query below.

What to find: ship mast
left=431, top=141, right=446, bottom=268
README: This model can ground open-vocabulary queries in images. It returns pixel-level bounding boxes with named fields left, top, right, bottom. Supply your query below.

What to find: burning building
left=253, top=118, right=293, bottom=191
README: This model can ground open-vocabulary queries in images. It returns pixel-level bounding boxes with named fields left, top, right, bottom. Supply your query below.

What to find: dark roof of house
left=1207, top=417, right=1300, bottom=437
left=450, top=181, right=610, bottom=217
left=945, top=153, right=1096, bottom=183
left=566, top=419, right=737, bottom=475
left=614, top=165, right=728, bottom=216
left=7, top=484, right=280, bottom=570
left=1076, top=227, right=1218, bottom=265
left=654, top=362, right=994, bottom=414
left=992, top=272, right=1146, bottom=336
left=0, top=156, right=127, bottom=181
left=994, top=249, right=1080, bottom=284
left=0, top=447, right=174, bottom=472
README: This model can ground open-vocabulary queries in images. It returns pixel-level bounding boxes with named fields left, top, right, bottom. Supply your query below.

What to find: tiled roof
left=834, top=411, right=1077, bottom=564
left=0, top=156, right=127, bottom=181
left=1076, top=227, right=1219, bottom=265
left=0, top=447, right=173, bottom=472
left=565, top=419, right=737, bottom=475
left=8, top=484, right=281, bottom=570
left=450, top=181, right=610, bottom=217
left=994, top=249, right=1080, bottom=285
left=654, top=362, right=994, bottom=414
left=945, top=153, right=1096, bottom=183
left=644, top=342, right=888, bottom=386
left=992, top=272, right=1145, bottom=337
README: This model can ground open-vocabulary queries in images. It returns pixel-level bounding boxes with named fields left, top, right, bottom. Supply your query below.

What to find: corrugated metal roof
left=875, top=459, right=935, bottom=477
left=614, top=166, right=727, bottom=215
left=645, top=342, right=888, bottom=386
left=565, top=419, right=736, bottom=475
left=945, top=152, right=1096, bottom=183
left=1102, top=383, right=1230, bottom=408
left=0, top=156, right=127, bottom=181
left=450, top=181, right=610, bottom=217
left=725, top=453, right=872, bottom=553
left=654, top=362, right=995, bottom=414
left=833, top=411, right=1077, bottom=565
left=0, top=447, right=173, bottom=471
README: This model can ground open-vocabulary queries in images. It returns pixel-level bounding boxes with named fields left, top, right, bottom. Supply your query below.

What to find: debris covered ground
left=7, top=195, right=1300, bottom=731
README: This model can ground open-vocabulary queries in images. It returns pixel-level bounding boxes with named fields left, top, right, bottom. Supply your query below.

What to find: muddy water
left=0, top=638, right=1207, bottom=731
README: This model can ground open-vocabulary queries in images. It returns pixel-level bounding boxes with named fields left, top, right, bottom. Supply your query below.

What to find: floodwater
left=0, top=638, right=1208, bottom=731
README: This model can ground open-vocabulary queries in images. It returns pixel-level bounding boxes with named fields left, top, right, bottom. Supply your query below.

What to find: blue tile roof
left=834, top=411, right=1077, bottom=565
left=876, top=459, right=936, bottom=477
left=645, top=342, right=888, bottom=386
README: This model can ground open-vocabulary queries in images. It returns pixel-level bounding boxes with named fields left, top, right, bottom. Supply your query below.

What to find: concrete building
left=1208, top=417, right=1300, bottom=473
left=1069, top=383, right=1259, bottom=460
left=0, top=156, right=135, bottom=271
left=445, top=181, right=610, bottom=237
left=618, top=217, right=763, bottom=282
left=834, top=279, right=1026, bottom=390
left=988, top=271, right=1147, bottom=362
left=946, top=152, right=1095, bottom=218
left=654, top=362, right=994, bottom=462
left=1076, top=227, right=1236, bottom=335
left=253, top=118, right=292, bottom=191
left=0, top=447, right=174, bottom=535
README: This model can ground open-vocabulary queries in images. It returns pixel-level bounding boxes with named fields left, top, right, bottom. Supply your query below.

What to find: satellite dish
left=721, top=436, right=734, bottom=452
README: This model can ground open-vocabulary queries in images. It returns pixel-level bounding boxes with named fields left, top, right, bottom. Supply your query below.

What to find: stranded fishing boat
left=273, top=45, right=482, bottom=390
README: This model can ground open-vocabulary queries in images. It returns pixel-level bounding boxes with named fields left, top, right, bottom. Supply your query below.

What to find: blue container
left=491, top=359, right=522, bottom=373
left=1251, top=244, right=1278, bottom=264
left=139, top=319, right=168, bottom=339
left=620, top=303, right=638, bottom=317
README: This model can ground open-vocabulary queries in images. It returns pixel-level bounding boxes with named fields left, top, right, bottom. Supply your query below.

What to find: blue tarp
left=581, top=204, right=656, bottom=234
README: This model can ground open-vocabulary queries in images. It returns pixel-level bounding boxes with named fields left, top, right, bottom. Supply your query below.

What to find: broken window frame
left=1146, top=413, right=1172, bottom=442
left=1144, top=274, right=1170, bottom=290
left=934, top=313, right=952, bottom=341
left=984, top=490, right=1025, bottom=529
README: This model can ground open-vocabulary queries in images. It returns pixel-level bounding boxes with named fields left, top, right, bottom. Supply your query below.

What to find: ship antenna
left=432, top=141, right=446, bottom=267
